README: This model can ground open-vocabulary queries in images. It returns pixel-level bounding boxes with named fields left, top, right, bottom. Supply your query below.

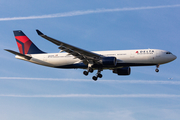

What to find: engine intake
left=113, top=67, right=131, bottom=75
left=100, top=57, right=117, bottom=66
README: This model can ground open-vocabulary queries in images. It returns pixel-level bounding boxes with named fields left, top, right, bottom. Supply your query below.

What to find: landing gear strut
left=155, top=65, right=159, bottom=73
left=88, top=67, right=94, bottom=73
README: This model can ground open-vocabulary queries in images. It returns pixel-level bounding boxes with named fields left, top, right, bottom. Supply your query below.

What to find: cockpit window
left=166, top=52, right=172, bottom=54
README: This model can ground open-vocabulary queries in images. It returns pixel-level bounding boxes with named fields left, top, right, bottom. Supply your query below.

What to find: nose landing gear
left=155, top=65, right=159, bottom=73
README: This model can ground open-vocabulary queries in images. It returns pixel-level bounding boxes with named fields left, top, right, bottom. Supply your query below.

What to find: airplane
left=5, top=30, right=177, bottom=81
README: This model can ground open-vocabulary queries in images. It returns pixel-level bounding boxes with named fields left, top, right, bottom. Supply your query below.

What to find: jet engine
left=113, top=67, right=131, bottom=75
left=99, top=57, right=117, bottom=66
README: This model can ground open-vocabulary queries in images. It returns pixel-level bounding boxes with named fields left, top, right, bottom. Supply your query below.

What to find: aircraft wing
left=36, top=30, right=102, bottom=62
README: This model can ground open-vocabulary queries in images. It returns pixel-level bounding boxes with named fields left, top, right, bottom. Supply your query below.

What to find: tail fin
left=14, top=30, right=45, bottom=54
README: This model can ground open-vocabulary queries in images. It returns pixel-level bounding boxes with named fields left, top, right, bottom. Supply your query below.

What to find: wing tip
left=36, top=29, right=44, bottom=36
left=4, top=49, right=11, bottom=52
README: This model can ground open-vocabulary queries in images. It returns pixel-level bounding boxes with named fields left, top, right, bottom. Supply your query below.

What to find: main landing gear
left=83, top=67, right=94, bottom=76
left=83, top=68, right=103, bottom=81
left=155, top=64, right=159, bottom=73
left=92, top=69, right=103, bottom=81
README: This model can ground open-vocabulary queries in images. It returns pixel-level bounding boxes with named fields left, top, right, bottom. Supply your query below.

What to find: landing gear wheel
left=97, top=74, right=102, bottom=78
left=83, top=71, right=88, bottom=76
left=92, top=76, right=98, bottom=81
left=155, top=69, right=159, bottom=73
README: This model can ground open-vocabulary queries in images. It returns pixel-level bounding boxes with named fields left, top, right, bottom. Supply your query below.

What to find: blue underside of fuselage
left=55, top=63, right=156, bottom=69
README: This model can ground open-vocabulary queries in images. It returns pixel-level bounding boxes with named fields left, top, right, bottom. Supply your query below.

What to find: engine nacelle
left=113, top=67, right=131, bottom=75
left=100, top=57, right=117, bottom=66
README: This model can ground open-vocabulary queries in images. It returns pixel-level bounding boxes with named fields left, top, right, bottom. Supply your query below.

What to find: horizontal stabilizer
left=4, top=49, right=32, bottom=60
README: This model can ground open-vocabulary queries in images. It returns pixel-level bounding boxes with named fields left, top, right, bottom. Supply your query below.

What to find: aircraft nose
left=172, top=54, right=177, bottom=60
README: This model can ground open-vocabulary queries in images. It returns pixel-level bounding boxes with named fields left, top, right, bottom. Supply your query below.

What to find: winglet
left=36, top=29, right=44, bottom=36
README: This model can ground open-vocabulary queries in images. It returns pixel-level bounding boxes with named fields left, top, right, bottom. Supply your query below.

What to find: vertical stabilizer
left=14, top=30, right=44, bottom=54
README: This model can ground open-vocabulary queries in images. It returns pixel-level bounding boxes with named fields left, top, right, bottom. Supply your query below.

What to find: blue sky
left=0, top=0, right=180, bottom=120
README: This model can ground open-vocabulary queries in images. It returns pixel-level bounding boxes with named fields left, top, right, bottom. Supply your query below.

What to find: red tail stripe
left=24, top=40, right=32, bottom=54
left=15, top=36, right=30, bottom=43
left=15, top=36, right=33, bottom=54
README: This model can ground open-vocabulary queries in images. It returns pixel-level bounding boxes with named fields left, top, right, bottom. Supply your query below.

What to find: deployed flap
left=36, top=30, right=102, bottom=62
left=4, top=49, right=32, bottom=60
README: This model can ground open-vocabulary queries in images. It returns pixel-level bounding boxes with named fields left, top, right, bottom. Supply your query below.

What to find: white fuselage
left=15, top=49, right=176, bottom=69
